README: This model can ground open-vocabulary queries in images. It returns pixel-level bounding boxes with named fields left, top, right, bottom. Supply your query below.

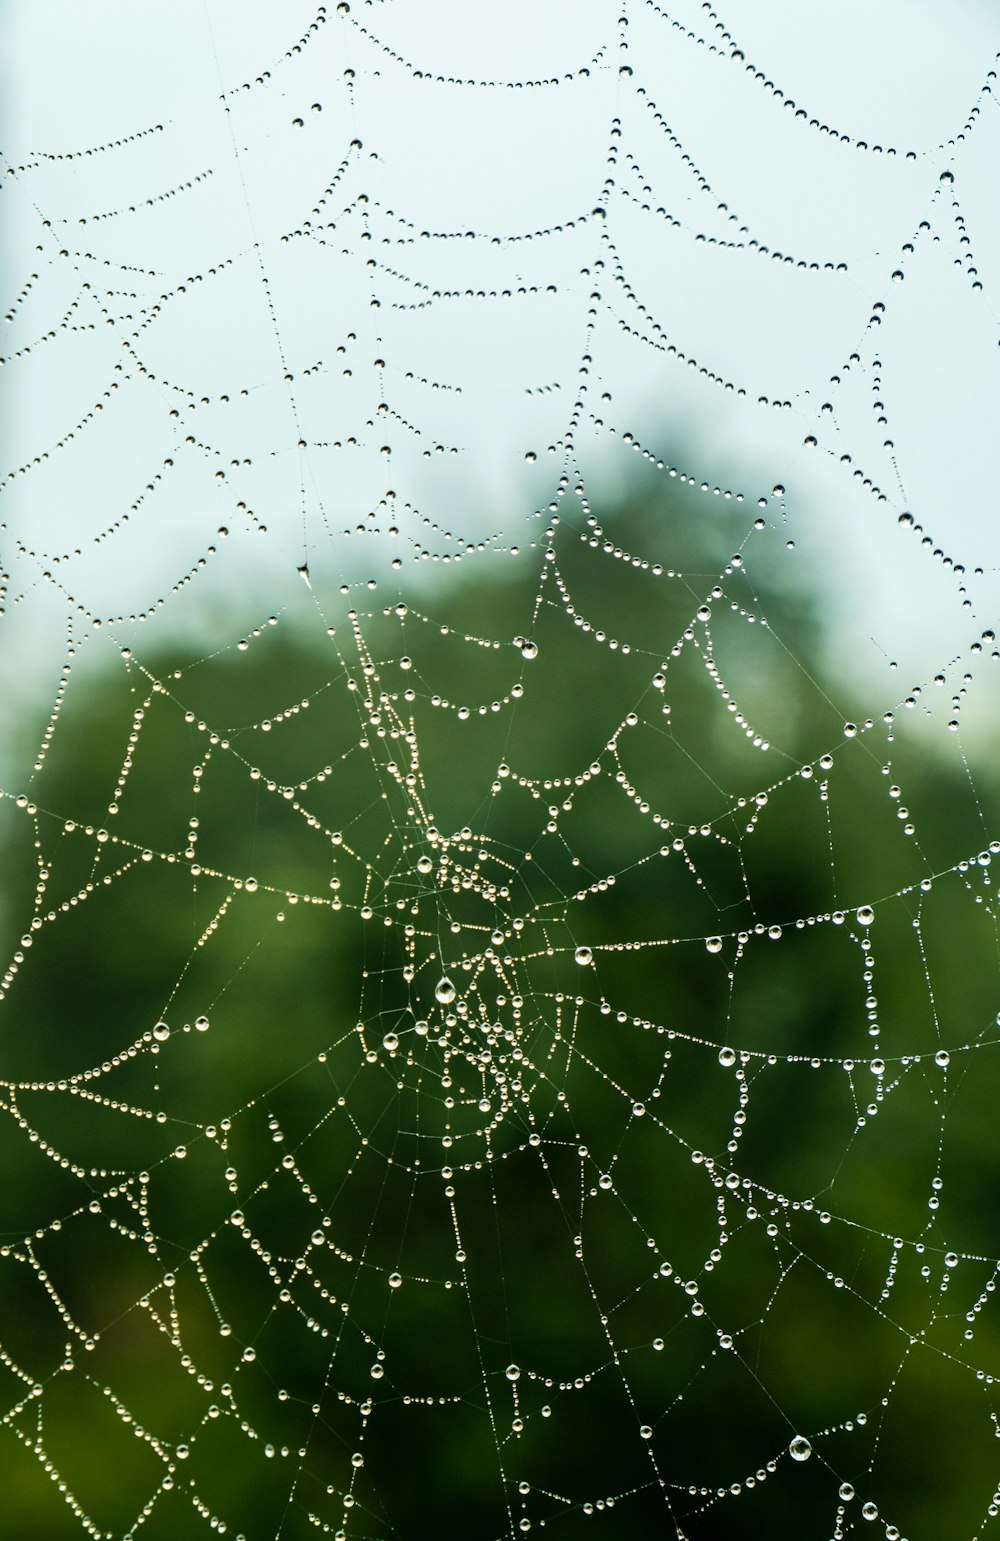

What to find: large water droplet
left=789, top=1434, right=812, bottom=1462
left=705, top=936, right=723, bottom=954
left=574, top=946, right=593, bottom=966
left=435, top=977, right=457, bottom=1005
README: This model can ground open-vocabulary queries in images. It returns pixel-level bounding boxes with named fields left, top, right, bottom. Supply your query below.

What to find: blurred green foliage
left=1, top=481, right=999, bottom=1540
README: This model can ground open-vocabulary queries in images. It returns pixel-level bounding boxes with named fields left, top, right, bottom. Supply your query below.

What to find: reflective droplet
left=706, top=936, right=723, bottom=954
left=382, top=1032, right=399, bottom=1052
left=505, top=1363, right=520, bottom=1381
left=195, top=1015, right=210, bottom=1032
left=153, top=1022, right=170, bottom=1042
left=520, top=639, right=538, bottom=661
left=718, top=1046, right=736, bottom=1068
left=934, top=1049, right=950, bottom=1068
left=839, top=1481, right=855, bottom=1501
left=861, top=1501, right=879, bottom=1520
left=856, top=905, right=875, bottom=925
left=388, top=1272, right=402, bottom=1288
left=574, top=946, right=593, bottom=966
left=843, top=722, right=858, bottom=738
left=789, top=1434, right=812, bottom=1462
left=435, top=977, right=457, bottom=1005
left=417, top=855, right=433, bottom=874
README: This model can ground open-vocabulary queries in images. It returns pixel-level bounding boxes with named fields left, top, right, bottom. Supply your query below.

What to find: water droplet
left=706, top=936, right=723, bottom=954
left=861, top=1500, right=879, bottom=1520
left=856, top=905, right=875, bottom=925
left=153, top=1022, right=170, bottom=1042
left=382, top=1032, right=399, bottom=1052
left=435, top=977, right=457, bottom=1005
left=718, top=1046, right=736, bottom=1068
left=417, top=855, right=433, bottom=874
left=505, top=1363, right=521, bottom=1381
left=891, top=269, right=904, bottom=283
left=843, top=722, right=858, bottom=738
left=195, top=1015, right=210, bottom=1032
left=574, top=946, right=593, bottom=966
left=519, top=638, right=538, bottom=661
left=388, top=1272, right=402, bottom=1288
left=789, top=1435, right=812, bottom=1462
left=934, top=1049, right=950, bottom=1068
left=244, top=877, right=258, bottom=893
left=839, top=1481, right=855, bottom=1501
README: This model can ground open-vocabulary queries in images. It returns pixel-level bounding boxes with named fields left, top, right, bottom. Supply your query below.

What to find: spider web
left=3, top=3, right=1000, bottom=1538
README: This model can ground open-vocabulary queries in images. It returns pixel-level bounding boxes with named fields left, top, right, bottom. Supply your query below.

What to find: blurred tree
left=1, top=481, right=998, bottom=1540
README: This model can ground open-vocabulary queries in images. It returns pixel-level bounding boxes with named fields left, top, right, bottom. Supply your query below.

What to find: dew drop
left=839, top=1481, right=855, bottom=1501
left=856, top=905, right=875, bottom=925
left=789, top=1435, right=812, bottom=1462
left=153, top=1022, right=170, bottom=1042
left=435, top=977, right=457, bottom=1005
left=382, top=1032, right=399, bottom=1052
left=706, top=936, right=723, bottom=954
left=388, top=1272, right=402, bottom=1288
left=195, top=1015, right=210, bottom=1032
left=718, top=1046, right=736, bottom=1068
left=505, top=1363, right=521, bottom=1381
left=934, top=1049, right=950, bottom=1068
left=574, top=946, right=593, bottom=966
